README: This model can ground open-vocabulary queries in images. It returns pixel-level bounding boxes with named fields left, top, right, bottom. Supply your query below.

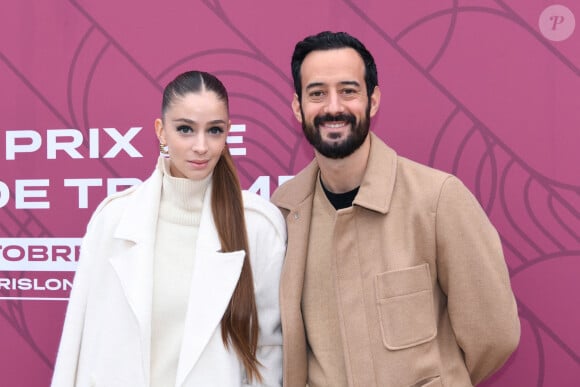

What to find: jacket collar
left=274, top=132, right=398, bottom=214
left=273, top=157, right=319, bottom=212
left=353, top=132, right=397, bottom=214
left=108, top=166, right=162, bottom=380
left=175, top=183, right=245, bottom=386
left=108, top=162, right=245, bottom=386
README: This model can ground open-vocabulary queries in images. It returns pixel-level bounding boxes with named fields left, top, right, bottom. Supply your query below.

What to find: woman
left=51, top=71, right=286, bottom=386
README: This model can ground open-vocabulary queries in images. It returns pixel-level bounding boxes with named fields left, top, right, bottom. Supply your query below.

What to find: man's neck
left=315, top=134, right=371, bottom=194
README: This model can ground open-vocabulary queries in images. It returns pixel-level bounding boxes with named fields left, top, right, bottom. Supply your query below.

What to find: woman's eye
left=208, top=126, right=224, bottom=135
left=177, top=125, right=193, bottom=133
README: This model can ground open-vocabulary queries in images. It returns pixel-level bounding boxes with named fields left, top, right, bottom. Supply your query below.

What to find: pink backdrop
left=1, top=1, right=579, bottom=386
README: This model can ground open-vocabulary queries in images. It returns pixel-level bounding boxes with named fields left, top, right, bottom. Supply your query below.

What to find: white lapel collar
left=175, top=183, right=245, bottom=386
left=108, top=164, right=162, bottom=378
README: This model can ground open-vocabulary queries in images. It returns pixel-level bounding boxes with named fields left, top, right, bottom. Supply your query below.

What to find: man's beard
left=300, top=106, right=371, bottom=159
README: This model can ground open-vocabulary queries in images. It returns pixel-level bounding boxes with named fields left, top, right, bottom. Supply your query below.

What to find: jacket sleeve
left=435, top=176, right=520, bottom=385
left=244, top=206, right=286, bottom=387
left=51, top=214, right=100, bottom=386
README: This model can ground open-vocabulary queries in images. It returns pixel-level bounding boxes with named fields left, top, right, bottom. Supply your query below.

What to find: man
left=271, top=31, right=520, bottom=387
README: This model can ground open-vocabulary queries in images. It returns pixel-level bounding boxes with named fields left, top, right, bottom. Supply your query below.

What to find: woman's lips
left=189, top=159, right=209, bottom=169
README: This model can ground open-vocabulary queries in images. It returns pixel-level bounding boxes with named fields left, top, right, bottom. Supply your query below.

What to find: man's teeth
left=325, top=122, right=345, bottom=128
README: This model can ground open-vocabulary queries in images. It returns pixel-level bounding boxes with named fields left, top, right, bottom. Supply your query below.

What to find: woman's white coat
left=51, top=162, right=286, bottom=386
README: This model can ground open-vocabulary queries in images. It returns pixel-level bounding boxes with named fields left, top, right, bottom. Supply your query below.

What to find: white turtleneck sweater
left=150, top=158, right=212, bottom=387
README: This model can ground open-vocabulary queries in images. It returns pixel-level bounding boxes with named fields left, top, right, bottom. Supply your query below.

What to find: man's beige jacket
left=271, top=132, right=520, bottom=387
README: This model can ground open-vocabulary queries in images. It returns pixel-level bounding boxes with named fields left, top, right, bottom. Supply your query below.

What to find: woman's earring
left=159, top=143, right=169, bottom=157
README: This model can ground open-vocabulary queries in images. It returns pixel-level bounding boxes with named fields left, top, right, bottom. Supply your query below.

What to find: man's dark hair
left=291, top=31, right=378, bottom=100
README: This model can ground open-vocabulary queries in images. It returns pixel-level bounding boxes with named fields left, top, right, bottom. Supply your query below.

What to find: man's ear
left=291, top=93, right=303, bottom=123
left=369, top=86, right=381, bottom=118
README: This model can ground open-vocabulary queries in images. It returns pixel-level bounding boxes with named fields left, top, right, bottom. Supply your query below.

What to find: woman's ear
left=154, top=118, right=165, bottom=143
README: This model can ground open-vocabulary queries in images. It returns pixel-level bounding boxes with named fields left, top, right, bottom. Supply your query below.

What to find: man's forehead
left=302, top=47, right=363, bottom=66
left=300, top=48, right=365, bottom=85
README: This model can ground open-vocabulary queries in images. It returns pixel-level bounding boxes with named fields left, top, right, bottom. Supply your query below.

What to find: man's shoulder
left=271, top=160, right=318, bottom=210
left=397, top=156, right=451, bottom=182
left=394, top=155, right=481, bottom=213
left=370, top=132, right=451, bottom=184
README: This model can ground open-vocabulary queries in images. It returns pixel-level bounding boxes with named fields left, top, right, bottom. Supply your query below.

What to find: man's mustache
left=314, top=113, right=356, bottom=127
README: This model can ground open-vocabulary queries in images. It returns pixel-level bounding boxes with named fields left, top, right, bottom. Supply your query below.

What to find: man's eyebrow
left=339, top=81, right=361, bottom=87
left=305, top=80, right=361, bottom=90
left=305, top=82, right=325, bottom=90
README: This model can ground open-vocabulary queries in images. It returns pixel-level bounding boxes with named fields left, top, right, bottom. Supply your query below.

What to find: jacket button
left=293, top=212, right=300, bottom=220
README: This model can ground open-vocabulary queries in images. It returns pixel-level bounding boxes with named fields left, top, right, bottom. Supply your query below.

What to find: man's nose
left=324, top=91, right=344, bottom=114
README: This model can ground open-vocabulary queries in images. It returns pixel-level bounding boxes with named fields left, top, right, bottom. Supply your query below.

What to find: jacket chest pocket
left=375, top=263, right=437, bottom=350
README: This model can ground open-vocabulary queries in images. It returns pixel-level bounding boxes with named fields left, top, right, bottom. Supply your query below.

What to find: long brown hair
left=162, top=71, right=261, bottom=382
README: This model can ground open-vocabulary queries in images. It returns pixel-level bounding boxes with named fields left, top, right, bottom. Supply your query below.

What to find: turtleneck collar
left=157, top=157, right=212, bottom=225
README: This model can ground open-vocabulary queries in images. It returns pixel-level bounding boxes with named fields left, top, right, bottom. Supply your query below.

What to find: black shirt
left=320, top=177, right=360, bottom=210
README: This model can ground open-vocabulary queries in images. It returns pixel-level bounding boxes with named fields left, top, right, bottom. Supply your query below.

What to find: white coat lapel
left=175, top=184, right=245, bottom=386
left=108, top=167, right=162, bottom=379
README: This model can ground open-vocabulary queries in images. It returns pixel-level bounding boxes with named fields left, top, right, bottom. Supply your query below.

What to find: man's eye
left=310, top=90, right=324, bottom=97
